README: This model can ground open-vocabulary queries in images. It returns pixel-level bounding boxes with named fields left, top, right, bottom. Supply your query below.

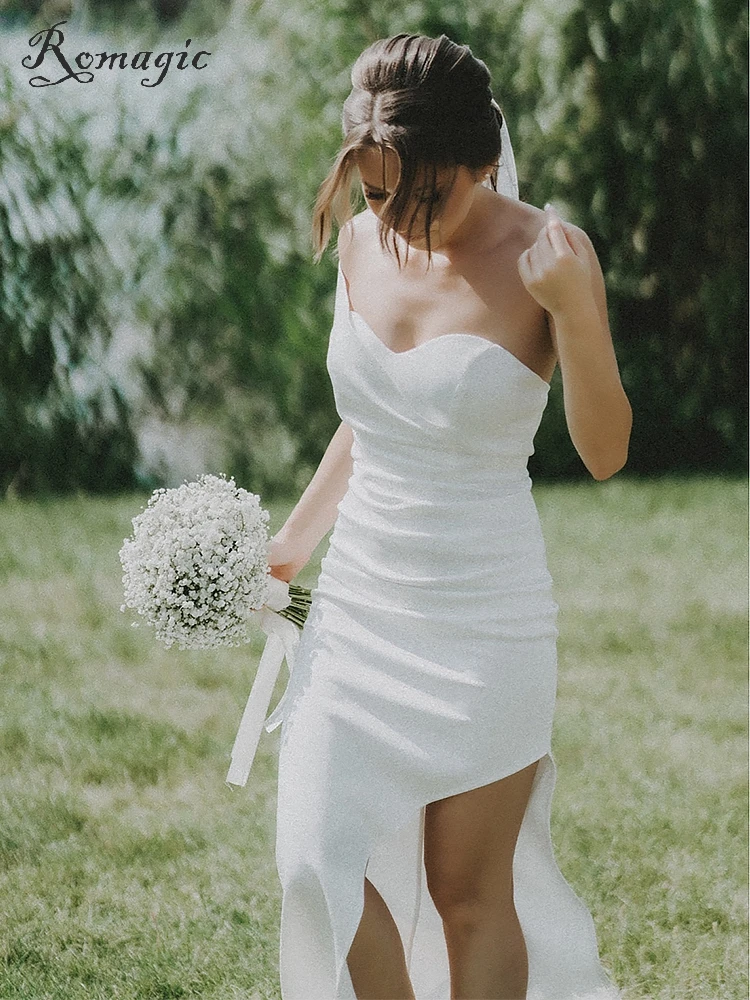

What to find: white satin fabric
left=272, top=262, right=621, bottom=999
left=226, top=574, right=299, bottom=788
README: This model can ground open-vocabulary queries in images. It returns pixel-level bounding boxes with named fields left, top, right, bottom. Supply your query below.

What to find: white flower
left=119, top=473, right=272, bottom=650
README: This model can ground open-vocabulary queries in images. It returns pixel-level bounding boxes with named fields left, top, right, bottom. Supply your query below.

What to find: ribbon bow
left=225, top=574, right=301, bottom=787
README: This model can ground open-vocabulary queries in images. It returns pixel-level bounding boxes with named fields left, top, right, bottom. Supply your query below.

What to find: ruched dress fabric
left=273, top=263, right=621, bottom=1000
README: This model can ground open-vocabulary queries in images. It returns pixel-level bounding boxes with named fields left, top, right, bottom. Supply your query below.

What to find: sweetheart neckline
left=346, top=307, right=551, bottom=390
left=337, top=262, right=551, bottom=389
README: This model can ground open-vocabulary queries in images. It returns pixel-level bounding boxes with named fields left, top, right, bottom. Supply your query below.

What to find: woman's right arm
left=268, top=420, right=355, bottom=582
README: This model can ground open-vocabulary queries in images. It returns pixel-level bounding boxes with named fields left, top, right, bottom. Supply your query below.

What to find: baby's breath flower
left=119, top=473, right=272, bottom=650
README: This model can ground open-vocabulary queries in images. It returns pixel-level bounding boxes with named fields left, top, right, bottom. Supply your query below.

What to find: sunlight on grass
left=0, top=477, right=746, bottom=999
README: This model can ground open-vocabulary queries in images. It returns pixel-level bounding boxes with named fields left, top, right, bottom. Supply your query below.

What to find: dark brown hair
left=311, top=33, right=504, bottom=268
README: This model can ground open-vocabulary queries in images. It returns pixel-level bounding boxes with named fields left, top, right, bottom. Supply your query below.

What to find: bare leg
left=424, top=757, right=541, bottom=999
left=347, top=876, right=416, bottom=1000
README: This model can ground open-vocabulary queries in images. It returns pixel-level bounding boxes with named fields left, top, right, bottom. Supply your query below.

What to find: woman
left=267, top=33, right=631, bottom=1000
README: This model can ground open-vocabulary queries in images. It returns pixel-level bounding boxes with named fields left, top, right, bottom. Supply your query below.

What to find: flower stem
left=275, top=583, right=312, bottom=629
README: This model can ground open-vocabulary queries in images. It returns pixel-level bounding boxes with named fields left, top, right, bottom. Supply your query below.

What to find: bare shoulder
left=481, top=193, right=595, bottom=284
left=336, top=210, right=372, bottom=272
left=514, top=198, right=592, bottom=254
left=484, top=195, right=542, bottom=256
left=485, top=193, right=589, bottom=251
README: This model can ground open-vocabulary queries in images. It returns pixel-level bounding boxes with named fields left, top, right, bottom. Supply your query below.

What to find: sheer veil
left=484, top=99, right=520, bottom=201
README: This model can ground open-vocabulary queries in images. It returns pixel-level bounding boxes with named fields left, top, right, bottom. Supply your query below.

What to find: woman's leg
left=423, top=757, right=541, bottom=1000
left=347, top=875, right=416, bottom=1000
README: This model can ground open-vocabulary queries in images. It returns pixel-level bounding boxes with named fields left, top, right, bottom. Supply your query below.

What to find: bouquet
left=119, top=473, right=311, bottom=786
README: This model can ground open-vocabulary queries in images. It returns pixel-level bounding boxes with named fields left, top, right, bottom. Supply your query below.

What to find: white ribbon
left=225, top=574, right=301, bottom=788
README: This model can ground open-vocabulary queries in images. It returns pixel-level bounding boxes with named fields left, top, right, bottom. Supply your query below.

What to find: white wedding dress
left=272, top=260, right=621, bottom=1000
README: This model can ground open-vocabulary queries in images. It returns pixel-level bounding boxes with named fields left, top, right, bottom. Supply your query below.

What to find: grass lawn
left=0, top=475, right=746, bottom=999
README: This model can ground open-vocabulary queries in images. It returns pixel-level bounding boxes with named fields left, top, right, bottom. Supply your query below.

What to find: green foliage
left=144, top=164, right=341, bottom=499
left=0, top=0, right=233, bottom=35
left=521, top=0, right=749, bottom=475
left=0, top=1, right=746, bottom=496
left=0, top=70, right=141, bottom=496
left=0, top=16, right=344, bottom=499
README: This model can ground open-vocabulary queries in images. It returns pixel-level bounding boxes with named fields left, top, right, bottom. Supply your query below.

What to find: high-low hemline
left=278, top=742, right=620, bottom=1000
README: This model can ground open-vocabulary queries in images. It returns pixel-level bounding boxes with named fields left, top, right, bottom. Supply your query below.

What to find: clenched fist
left=517, top=203, right=593, bottom=316
left=267, top=533, right=310, bottom=584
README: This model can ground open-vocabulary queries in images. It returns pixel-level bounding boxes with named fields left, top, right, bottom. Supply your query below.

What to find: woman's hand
left=267, top=532, right=311, bottom=584
left=517, top=204, right=593, bottom=316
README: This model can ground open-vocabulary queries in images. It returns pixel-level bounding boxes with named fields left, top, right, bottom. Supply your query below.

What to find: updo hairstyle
left=311, top=33, right=504, bottom=267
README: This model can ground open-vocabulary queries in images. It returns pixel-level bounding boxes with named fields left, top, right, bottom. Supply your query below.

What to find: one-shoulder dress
left=271, top=261, right=621, bottom=1000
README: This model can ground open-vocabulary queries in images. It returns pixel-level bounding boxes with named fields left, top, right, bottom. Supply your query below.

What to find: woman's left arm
left=518, top=204, right=632, bottom=481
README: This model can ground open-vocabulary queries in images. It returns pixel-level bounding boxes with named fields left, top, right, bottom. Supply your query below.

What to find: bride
left=268, top=32, right=631, bottom=1000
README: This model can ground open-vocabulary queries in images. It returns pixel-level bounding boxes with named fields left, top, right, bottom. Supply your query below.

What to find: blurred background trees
left=0, top=0, right=746, bottom=497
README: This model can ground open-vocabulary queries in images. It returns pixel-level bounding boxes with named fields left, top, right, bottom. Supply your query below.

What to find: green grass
left=0, top=476, right=746, bottom=999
